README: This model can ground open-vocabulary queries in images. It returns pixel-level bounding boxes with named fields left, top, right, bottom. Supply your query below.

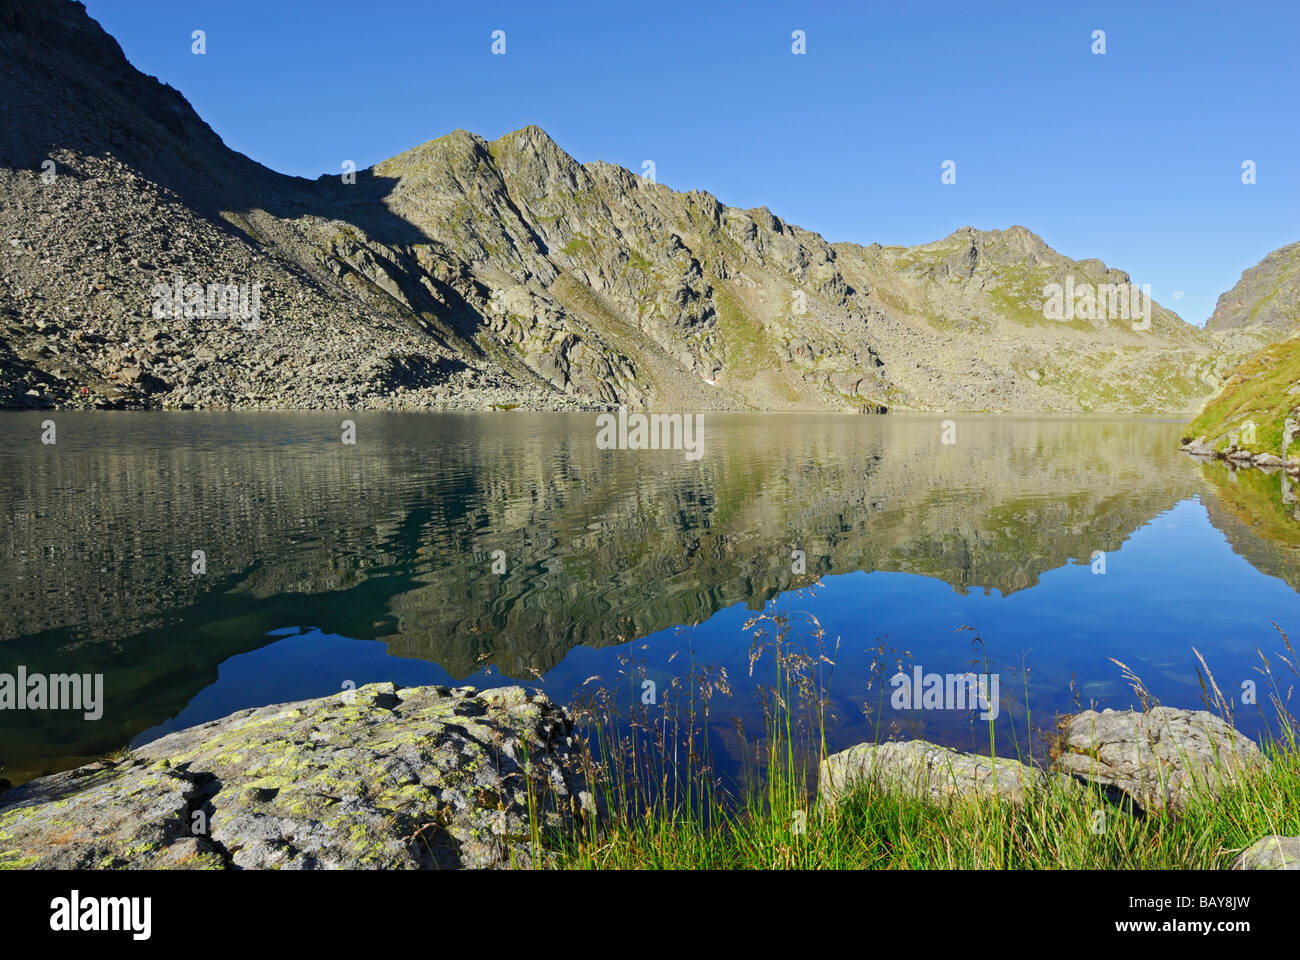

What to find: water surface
left=3, top=412, right=1299, bottom=785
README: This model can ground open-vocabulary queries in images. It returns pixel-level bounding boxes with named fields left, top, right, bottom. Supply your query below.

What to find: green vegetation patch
left=1187, top=338, right=1300, bottom=454
left=553, top=744, right=1300, bottom=869
left=547, top=610, right=1300, bottom=870
left=562, top=236, right=595, bottom=262
left=984, top=263, right=1065, bottom=328
left=713, top=285, right=769, bottom=378
left=1197, top=459, right=1300, bottom=546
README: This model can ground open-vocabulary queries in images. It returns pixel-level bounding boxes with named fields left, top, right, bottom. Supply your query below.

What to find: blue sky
left=84, top=0, right=1299, bottom=326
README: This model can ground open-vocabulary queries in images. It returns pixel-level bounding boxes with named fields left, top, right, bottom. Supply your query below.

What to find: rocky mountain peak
left=1207, top=240, right=1300, bottom=332
left=0, top=0, right=1275, bottom=415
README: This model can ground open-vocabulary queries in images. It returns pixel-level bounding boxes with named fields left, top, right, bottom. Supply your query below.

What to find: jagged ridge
left=0, top=0, right=1276, bottom=412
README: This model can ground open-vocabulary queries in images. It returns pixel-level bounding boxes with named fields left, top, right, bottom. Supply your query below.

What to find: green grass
left=622, top=248, right=652, bottom=273
left=713, top=285, right=768, bottom=377
left=518, top=608, right=1300, bottom=869
left=555, top=745, right=1300, bottom=869
left=1187, top=337, right=1300, bottom=454
left=561, top=236, right=595, bottom=262
left=984, top=263, right=1063, bottom=327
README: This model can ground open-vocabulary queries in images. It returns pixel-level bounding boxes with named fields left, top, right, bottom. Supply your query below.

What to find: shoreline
left=1180, top=435, right=1300, bottom=472
left=2, top=681, right=1296, bottom=870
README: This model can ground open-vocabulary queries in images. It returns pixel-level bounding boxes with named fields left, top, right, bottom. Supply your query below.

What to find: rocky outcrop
left=1206, top=240, right=1300, bottom=332
left=1052, top=707, right=1266, bottom=814
left=0, top=683, right=594, bottom=869
left=1232, top=835, right=1300, bottom=870
left=1181, top=435, right=1217, bottom=457
left=816, top=740, right=1048, bottom=809
left=1180, top=435, right=1300, bottom=472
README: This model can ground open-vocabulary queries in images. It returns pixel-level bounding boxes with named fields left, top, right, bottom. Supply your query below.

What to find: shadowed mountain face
left=0, top=0, right=1269, bottom=413
left=8, top=410, right=1292, bottom=784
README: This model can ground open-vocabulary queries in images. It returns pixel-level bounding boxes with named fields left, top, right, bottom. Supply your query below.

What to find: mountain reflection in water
left=3, top=412, right=1300, bottom=785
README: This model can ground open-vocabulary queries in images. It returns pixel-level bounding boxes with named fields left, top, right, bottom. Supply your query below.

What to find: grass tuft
left=534, top=608, right=1300, bottom=869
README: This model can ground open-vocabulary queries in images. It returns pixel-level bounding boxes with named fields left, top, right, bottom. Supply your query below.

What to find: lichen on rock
left=1232, top=834, right=1300, bottom=870
left=0, top=683, right=595, bottom=870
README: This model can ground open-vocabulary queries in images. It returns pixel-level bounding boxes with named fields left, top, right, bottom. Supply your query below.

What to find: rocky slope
left=0, top=0, right=1270, bottom=413
left=1182, top=335, right=1300, bottom=461
left=1179, top=237, right=1300, bottom=462
left=1206, top=239, right=1300, bottom=333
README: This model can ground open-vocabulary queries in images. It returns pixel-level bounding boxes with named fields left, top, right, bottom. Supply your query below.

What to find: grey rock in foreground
left=0, top=683, right=594, bottom=870
left=1232, top=835, right=1300, bottom=870
left=817, top=740, right=1047, bottom=809
left=1052, top=707, right=1266, bottom=814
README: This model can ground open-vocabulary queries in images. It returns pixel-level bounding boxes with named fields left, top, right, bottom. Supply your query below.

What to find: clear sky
left=83, top=0, right=1299, bottom=327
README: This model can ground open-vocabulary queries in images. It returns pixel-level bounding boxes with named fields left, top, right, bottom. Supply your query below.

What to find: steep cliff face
left=0, top=0, right=1266, bottom=413
left=1207, top=240, right=1300, bottom=333
left=1181, top=237, right=1300, bottom=457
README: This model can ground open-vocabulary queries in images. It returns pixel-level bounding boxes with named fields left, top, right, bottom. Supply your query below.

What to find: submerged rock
left=817, top=740, right=1047, bottom=809
left=0, top=683, right=595, bottom=870
left=1052, top=707, right=1266, bottom=814
left=1232, top=835, right=1300, bottom=870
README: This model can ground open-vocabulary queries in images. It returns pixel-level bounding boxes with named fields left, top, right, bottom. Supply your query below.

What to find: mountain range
left=0, top=0, right=1293, bottom=413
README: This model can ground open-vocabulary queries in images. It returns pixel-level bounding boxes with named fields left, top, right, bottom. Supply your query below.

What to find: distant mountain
left=1181, top=240, right=1300, bottom=456
left=1206, top=240, right=1300, bottom=332
left=0, top=0, right=1271, bottom=412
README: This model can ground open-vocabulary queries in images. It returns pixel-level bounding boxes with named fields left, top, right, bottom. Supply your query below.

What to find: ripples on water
left=3, top=411, right=1300, bottom=785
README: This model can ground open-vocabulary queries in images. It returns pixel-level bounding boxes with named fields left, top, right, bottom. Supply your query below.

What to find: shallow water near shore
left=3, top=411, right=1300, bottom=786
